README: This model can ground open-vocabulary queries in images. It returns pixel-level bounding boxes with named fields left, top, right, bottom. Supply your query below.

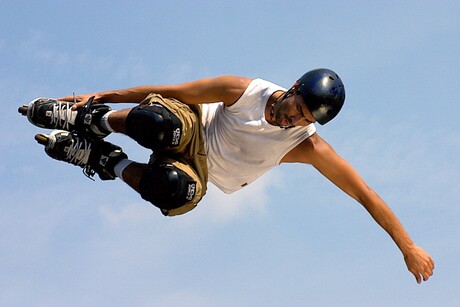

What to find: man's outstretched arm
left=59, top=76, right=251, bottom=108
left=282, top=133, right=435, bottom=283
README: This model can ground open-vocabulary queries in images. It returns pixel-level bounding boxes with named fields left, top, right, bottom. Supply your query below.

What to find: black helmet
left=294, top=68, right=345, bottom=125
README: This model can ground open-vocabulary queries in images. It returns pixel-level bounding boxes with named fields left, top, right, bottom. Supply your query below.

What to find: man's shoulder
left=281, top=132, right=321, bottom=164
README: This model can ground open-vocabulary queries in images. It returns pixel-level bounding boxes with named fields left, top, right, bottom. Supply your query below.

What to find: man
left=20, top=68, right=434, bottom=283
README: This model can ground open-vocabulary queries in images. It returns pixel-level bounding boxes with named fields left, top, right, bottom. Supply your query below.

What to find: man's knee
left=125, top=104, right=182, bottom=150
left=138, top=160, right=199, bottom=213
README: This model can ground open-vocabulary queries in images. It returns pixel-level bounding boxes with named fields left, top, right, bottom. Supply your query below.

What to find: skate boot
left=35, top=130, right=127, bottom=180
left=19, top=96, right=111, bottom=139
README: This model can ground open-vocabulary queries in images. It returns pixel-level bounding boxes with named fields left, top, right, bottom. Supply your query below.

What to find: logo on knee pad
left=99, top=155, right=108, bottom=166
left=186, top=183, right=196, bottom=201
left=172, top=127, right=181, bottom=146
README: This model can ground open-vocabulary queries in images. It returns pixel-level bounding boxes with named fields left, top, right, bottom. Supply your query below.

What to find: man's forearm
left=96, top=86, right=171, bottom=104
left=360, top=189, right=415, bottom=255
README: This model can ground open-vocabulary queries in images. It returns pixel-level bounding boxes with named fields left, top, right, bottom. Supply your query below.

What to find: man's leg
left=97, top=106, right=168, bottom=184
left=96, top=105, right=203, bottom=215
left=25, top=94, right=205, bottom=215
left=102, top=108, right=130, bottom=134
left=36, top=127, right=198, bottom=216
left=36, top=130, right=127, bottom=181
left=112, top=157, right=201, bottom=216
left=113, top=160, right=147, bottom=192
left=99, top=101, right=186, bottom=179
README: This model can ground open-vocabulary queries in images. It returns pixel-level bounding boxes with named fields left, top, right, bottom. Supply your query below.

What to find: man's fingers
left=411, top=267, right=433, bottom=284
left=423, top=258, right=435, bottom=281
left=424, top=265, right=434, bottom=281
left=58, top=95, right=74, bottom=102
left=71, top=100, right=88, bottom=110
left=57, top=95, right=96, bottom=110
left=414, top=272, right=422, bottom=284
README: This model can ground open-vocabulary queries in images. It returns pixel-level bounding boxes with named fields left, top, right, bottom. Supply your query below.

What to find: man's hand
left=403, top=245, right=434, bottom=284
left=59, top=93, right=105, bottom=110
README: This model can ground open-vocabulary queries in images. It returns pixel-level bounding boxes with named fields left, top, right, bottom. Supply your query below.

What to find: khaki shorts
left=140, top=93, right=208, bottom=216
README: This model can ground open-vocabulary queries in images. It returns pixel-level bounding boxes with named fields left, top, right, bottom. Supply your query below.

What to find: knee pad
left=125, top=104, right=182, bottom=150
left=138, top=160, right=197, bottom=211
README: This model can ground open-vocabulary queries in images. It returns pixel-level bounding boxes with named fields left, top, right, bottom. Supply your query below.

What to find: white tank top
left=202, top=78, right=316, bottom=193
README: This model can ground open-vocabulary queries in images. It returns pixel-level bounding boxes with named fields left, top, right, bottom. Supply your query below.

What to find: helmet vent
left=328, top=76, right=335, bottom=80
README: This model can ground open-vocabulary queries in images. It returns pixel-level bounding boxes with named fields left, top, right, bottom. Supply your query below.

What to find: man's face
left=273, top=93, right=316, bottom=128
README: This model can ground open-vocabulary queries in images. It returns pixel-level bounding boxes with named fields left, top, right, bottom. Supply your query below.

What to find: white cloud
left=192, top=169, right=283, bottom=224
left=14, top=30, right=149, bottom=87
left=149, top=289, right=217, bottom=307
left=18, top=30, right=70, bottom=66
left=113, top=55, right=150, bottom=83
left=94, top=168, right=285, bottom=230
left=327, top=113, right=460, bottom=212
left=98, top=201, right=153, bottom=226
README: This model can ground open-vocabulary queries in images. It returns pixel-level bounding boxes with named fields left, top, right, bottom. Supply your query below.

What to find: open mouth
left=277, top=115, right=291, bottom=127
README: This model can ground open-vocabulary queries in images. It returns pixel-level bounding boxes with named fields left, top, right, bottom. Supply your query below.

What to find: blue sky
left=1, top=0, right=459, bottom=306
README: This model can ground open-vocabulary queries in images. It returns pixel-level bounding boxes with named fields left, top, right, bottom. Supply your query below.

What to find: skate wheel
left=18, top=105, right=28, bottom=116
left=34, top=134, right=49, bottom=145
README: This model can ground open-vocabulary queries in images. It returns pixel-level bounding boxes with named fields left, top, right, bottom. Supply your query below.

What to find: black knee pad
left=125, top=104, right=182, bottom=150
left=139, top=161, right=197, bottom=211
